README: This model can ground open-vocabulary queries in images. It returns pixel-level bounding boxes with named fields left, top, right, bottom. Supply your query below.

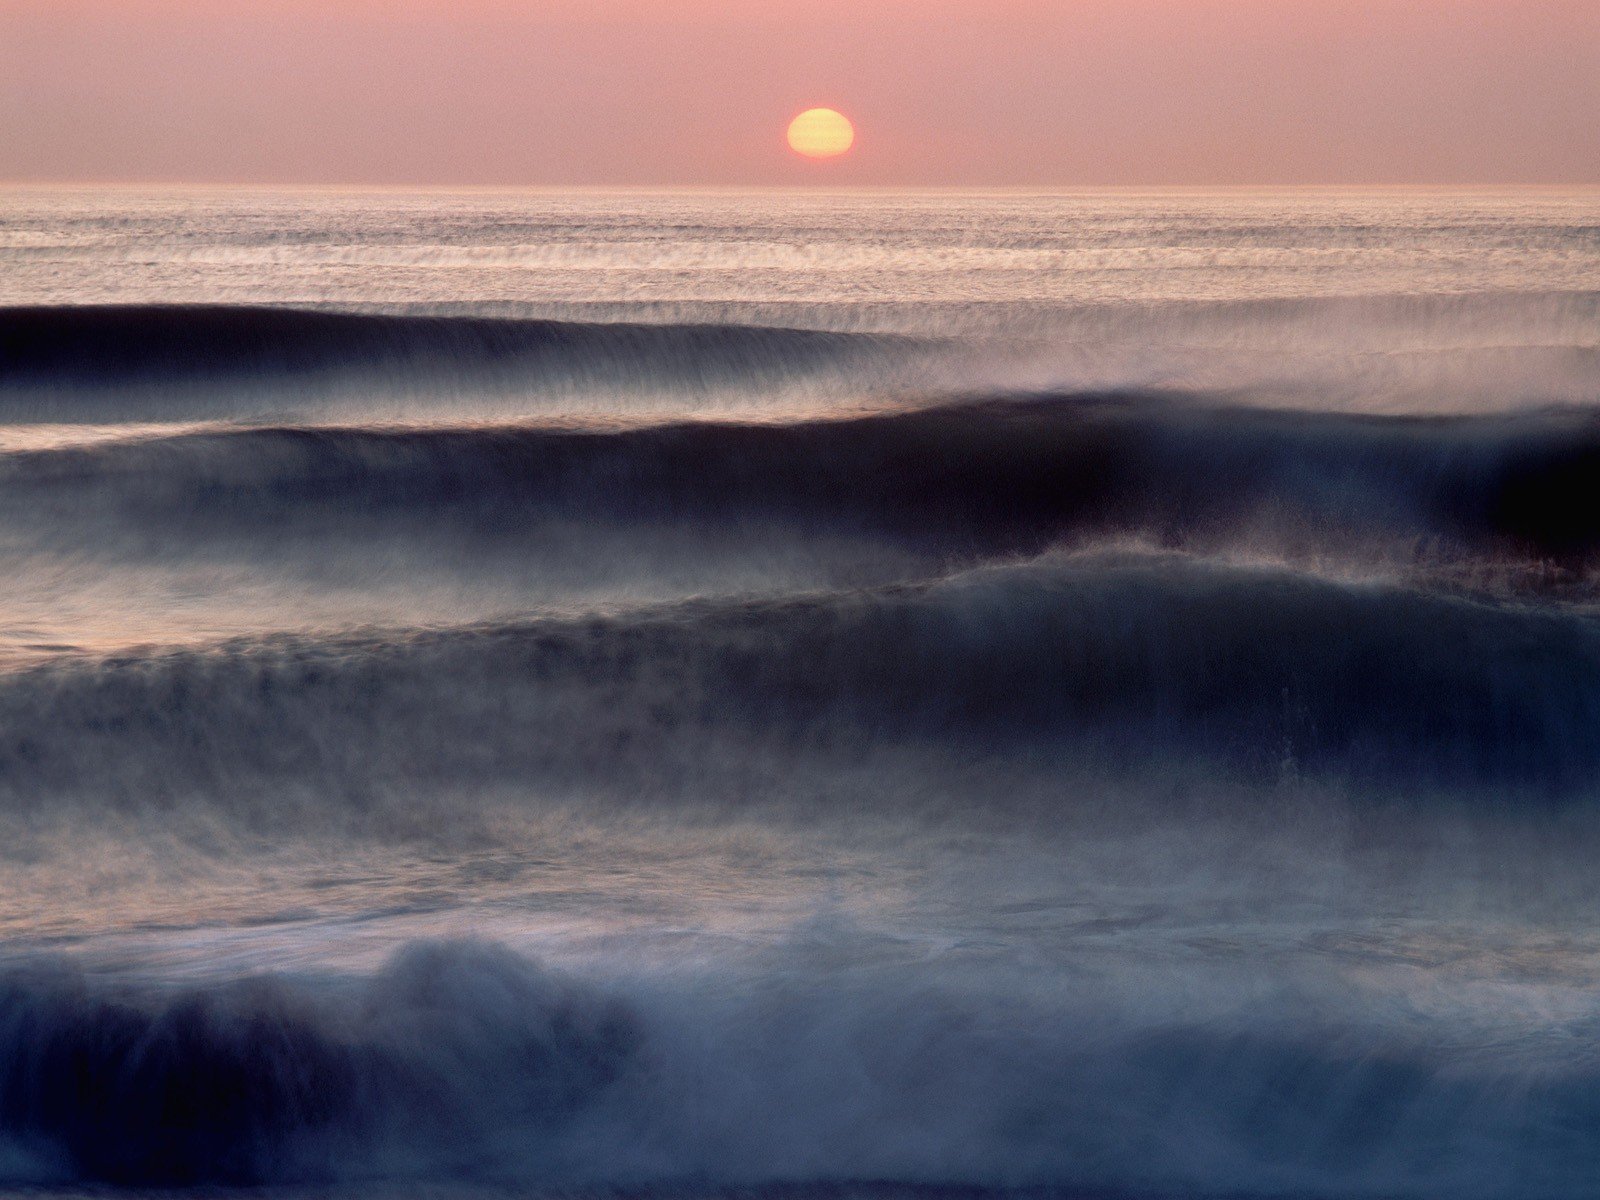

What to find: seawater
left=0, top=187, right=1599, bottom=1197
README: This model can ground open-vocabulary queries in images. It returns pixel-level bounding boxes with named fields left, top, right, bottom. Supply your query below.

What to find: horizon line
left=4, top=179, right=1599, bottom=194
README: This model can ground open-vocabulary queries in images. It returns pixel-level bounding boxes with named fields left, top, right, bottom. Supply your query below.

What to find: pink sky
left=1, top=0, right=1596, bottom=185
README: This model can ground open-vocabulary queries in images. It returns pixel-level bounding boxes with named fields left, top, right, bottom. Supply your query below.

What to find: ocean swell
left=6, top=398, right=1600, bottom=574
left=0, top=306, right=919, bottom=421
left=2, top=555, right=1599, bottom=823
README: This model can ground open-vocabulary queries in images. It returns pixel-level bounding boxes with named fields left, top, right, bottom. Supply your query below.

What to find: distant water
left=1, top=187, right=1599, bottom=1198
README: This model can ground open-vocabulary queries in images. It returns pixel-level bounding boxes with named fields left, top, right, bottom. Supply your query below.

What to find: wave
left=3, top=554, right=1599, bottom=825
left=447, top=289, right=1600, bottom=413
left=0, top=940, right=637, bottom=1187
left=5, top=294, right=1599, bottom=426
left=0, top=305, right=919, bottom=420
left=1, top=937, right=1596, bottom=1196
left=8, top=395, right=1600, bottom=572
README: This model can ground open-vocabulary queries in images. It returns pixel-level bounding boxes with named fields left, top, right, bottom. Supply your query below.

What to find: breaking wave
left=7, top=396, right=1600, bottom=570
left=1, top=937, right=1596, bottom=1198
left=2, top=554, right=1599, bottom=822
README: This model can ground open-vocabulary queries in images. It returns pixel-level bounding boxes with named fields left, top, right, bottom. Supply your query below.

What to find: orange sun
left=787, top=108, right=855, bottom=159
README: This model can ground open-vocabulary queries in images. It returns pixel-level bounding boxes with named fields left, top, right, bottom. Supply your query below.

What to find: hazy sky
left=2, top=0, right=1596, bottom=186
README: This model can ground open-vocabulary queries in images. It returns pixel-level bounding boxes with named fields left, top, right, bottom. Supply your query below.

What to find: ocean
left=0, top=186, right=1598, bottom=1198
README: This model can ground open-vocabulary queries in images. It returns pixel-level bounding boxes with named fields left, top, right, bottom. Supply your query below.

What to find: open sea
left=1, top=186, right=1599, bottom=1198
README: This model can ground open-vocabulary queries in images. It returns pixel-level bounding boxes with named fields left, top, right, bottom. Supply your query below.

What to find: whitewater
left=1, top=187, right=1599, bottom=1198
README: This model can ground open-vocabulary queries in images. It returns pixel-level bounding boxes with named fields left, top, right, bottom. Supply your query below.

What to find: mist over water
left=1, top=188, right=1599, bottom=1198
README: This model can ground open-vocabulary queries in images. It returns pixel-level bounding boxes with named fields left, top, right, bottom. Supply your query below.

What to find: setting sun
left=786, top=108, right=855, bottom=159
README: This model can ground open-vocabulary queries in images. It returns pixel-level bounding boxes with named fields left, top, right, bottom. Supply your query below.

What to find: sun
left=787, top=108, right=855, bottom=159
